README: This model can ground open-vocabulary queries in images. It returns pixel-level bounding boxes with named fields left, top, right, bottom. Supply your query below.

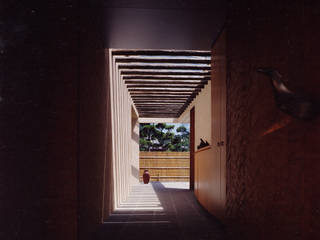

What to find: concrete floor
left=95, top=182, right=225, bottom=240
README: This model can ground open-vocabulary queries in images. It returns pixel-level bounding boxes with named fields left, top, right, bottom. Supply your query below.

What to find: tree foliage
left=139, top=123, right=189, bottom=152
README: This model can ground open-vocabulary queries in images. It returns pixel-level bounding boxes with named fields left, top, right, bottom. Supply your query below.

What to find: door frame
left=190, top=107, right=195, bottom=190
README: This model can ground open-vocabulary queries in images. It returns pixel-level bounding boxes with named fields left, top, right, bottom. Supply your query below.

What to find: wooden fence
left=139, top=152, right=190, bottom=182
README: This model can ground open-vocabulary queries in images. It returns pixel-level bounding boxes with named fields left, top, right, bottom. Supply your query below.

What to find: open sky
left=170, top=123, right=190, bottom=134
left=141, top=123, right=189, bottom=134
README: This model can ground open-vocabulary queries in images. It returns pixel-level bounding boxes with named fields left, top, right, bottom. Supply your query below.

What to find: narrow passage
left=95, top=182, right=225, bottom=240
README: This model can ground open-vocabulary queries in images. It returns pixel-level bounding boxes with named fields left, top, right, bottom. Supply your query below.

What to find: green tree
left=139, top=123, right=157, bottom=151
left=139, top=123, right=189, bottom=152
left=173, top=125, right=190, bottom=152
left=154, top=123, right=175, bottom=151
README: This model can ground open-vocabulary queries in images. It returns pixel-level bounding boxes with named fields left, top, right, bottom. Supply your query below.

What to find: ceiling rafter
left=127, top=84, right=206, bottom=90
left=113, top=49, right=210, bottom=118
left=123, top=76, right=210, bottom=80
left=120, top=71, right=210, bottom=76
left=125, top=80, right=208, bottom=85
left=112, top=50, right=211, bottom=57
left=118, top=65, right=211, bottom=70
left=115, top=58, right=210, bottom=64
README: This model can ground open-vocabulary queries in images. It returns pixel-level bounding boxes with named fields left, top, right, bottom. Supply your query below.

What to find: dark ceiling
left=104, top=0, right=226, bottom=50
left=104, top=0, right=225, bottom=10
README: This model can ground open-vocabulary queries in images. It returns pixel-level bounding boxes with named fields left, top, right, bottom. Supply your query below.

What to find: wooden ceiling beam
left=123, top=76, right=210, bottom=80
left=125, top=80, right=208, bottom=84
left=134, top=102, right=185, bottom=107
left=140, top=116, right=179, bottom=118
left=132, top=98, right=190, bottom=101
left=138, top=110, right=182, bottom=113
left=133, top=98, right=186, bottom=101
left=137, top=107, right=182, bottom=110
left=133, top=96, right=188, bottom=99
left=115, top=58, right=211, bottom=64
left=138, top=112, right=182, bottom=114
left=112, top=50, right=211, bottom=57
left=134, top=101, right=186, bottom=104
left=129, top=88, right=200, bottom=91
left=120, top=71, right=210, bottom=76
left=138, top=112, right=180, bottom=115
left=138, top=111, right=180, bottom=114
left=127, top=85, right=204, bottom=89
left=130, top=92, right=198, bottom=96
left=137, top=107, right=181, bottom=110
left=132, top=98, right=188, bottom=101
left=130, top=93, right=196, bottom=96
left=134, top=100, right=187, bottom=103
left=139, top=110, right=180, bottom=112
left=118, top=65, right=211, bottom=70
left=137, top=109, right=182, bottom=111
left=138, top=111, right=180, bottom=113
left=136, top=103, right=183, bottom=106
left=139, top=114, right=179, bottom=117
left=139, top=112, right=181, bottom=115
left=136, top=103, right=182, bottom=105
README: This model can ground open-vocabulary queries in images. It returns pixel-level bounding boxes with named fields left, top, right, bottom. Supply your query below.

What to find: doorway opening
left=109, top=48, right=211, bottom=210
left=139, top=122, right=190, bottom=187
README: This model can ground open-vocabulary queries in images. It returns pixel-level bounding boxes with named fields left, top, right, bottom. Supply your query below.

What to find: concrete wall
left=179, top=82, right=212, bottom=152
left=0, top=2, right=79, bottom=239
left=225, top=1, right=320, bottom=239
left=78, top=7, right=108, bottom=240
left=0, top=2, right=108, bottom=240
left=109, top=52, right=140, bottom=209
left=131, top=107, right=140, bottom=184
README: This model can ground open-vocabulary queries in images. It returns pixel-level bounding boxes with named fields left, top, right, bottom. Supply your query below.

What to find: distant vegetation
left=139, top=123, right=190, bottom=152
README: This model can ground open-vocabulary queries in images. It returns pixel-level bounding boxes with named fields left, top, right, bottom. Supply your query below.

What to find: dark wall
left=78, top=6, right=109, bottom=240
left=226, top=1, right=320, bottom=239
left=0, top=1, right=107, bottom=239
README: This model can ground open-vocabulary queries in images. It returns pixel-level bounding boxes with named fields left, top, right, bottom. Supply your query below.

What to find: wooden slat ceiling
left=112, top=50, right=211, bottom=118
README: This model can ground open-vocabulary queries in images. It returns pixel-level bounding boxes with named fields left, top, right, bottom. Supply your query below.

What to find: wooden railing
left=139, top=152, right=190, bottom=182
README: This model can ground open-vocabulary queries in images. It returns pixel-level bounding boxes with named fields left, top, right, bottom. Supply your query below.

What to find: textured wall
left=226, top=1, right=320, bottom=239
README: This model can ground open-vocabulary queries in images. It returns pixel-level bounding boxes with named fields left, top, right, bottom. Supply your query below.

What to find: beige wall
left=177, top=31, right=226, bottom=220
left=178, top=81, right=212, bottom=152
left=131, top=108, right=140, bottom=184
left=109, top=51, right=140, bottom=210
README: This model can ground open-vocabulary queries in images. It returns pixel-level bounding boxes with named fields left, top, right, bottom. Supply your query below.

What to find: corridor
left=95, top=182, right=225, bottom=240
left=3, top=1, right=320, bottom=239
